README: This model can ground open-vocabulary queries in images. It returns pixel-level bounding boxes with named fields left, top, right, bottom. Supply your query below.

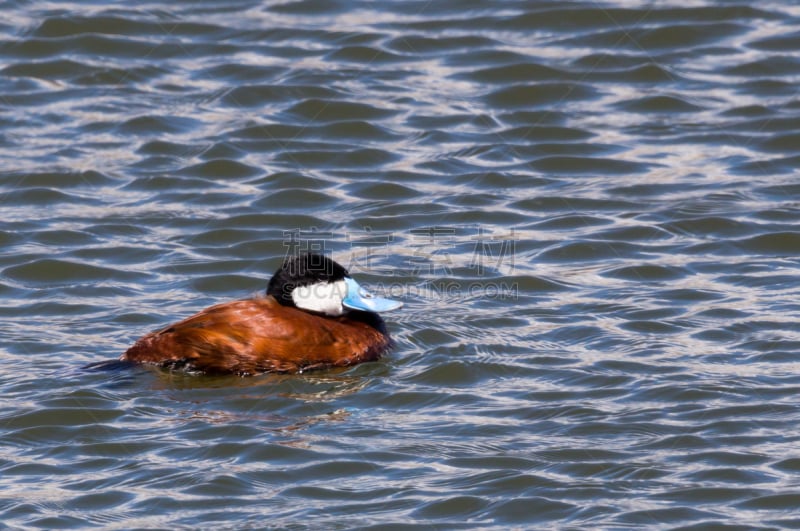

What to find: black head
left=267, top=252, right=403, bottom=318
left=267, top=253, right=349, bottom=308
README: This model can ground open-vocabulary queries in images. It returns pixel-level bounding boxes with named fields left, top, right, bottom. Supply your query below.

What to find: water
left=1, top=1, right=800, bottom=528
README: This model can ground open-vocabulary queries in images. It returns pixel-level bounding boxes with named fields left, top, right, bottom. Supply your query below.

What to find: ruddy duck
left=121, top=253, right=402, bottom=375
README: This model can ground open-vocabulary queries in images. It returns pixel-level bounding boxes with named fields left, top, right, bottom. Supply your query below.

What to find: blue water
left=1, top=1, right=800, bottom=529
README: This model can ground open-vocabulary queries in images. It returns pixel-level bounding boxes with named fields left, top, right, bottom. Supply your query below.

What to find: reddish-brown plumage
left=121, top=295, right=391, bottom=375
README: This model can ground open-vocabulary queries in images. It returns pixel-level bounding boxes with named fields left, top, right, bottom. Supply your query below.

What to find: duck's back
left=121, top=295, right=390, bottom=375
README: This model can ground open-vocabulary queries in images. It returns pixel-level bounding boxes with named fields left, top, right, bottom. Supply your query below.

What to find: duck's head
left=267, top=253, right=402, bottom=317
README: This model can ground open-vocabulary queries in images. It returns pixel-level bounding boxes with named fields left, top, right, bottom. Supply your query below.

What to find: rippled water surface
left=2, top=1, right=800, bottom=529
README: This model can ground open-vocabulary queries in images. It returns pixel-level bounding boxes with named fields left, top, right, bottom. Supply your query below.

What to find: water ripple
left=1, top=0, right=800, bottom=529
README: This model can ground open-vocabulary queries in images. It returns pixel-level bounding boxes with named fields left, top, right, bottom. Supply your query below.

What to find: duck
left=121, top=253, right=402, bottom=375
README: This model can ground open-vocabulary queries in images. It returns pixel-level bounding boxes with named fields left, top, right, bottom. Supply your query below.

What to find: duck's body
left=120, top=254, right=401, bottom=376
